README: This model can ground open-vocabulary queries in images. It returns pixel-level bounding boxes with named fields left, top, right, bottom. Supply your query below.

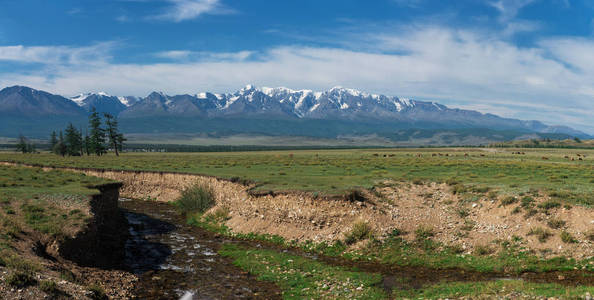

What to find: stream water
left=119, top=199, right=282, bottom=299
left=119, top=198, right=593, bottom=299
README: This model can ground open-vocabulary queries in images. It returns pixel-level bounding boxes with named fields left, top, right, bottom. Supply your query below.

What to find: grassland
left=1, top=147, right=592, bottom=205
left=0, top=165, right=114, bottom=297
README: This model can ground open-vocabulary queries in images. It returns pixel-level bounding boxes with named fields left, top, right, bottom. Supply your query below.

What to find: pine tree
left=88, top=107, right=106, bottom=156
left=84, top=130, right=91, bottom=156
left=103, top=113, right=126, bottom=156
left=65, top=123, right=82, bottom=156
left=15, top=134, right=29, bottom=153
left=49, top=131, right=58, bottom=151
left=54, top=131, right=67, bottom=157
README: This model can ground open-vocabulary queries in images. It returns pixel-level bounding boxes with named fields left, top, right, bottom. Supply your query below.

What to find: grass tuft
left=175, top=183, right=215, bottom=214
left=560, top=231, right=578, bottom=244
left=527, top=227, right=553, bottom=243
left=344, top=221, right=373, bottom=245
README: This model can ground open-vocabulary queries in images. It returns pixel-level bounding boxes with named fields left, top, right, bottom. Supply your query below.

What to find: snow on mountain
left=44, top=85, right=590, bottom=138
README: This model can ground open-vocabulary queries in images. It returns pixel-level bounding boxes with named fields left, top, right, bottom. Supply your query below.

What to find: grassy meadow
left=0, top=165, right=113, bottom=293
left=1, top=147, right=592, bottom=205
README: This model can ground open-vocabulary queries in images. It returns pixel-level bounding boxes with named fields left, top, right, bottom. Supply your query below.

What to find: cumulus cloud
left=153, top=0, right=232, bottom=22
left=0, top=27, right=593, bottom=132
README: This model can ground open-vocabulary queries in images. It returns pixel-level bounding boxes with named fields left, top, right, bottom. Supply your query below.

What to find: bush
left=40, top=280, right=60, bottom=295
left=560, top=231, right=578, bottom=244
left=175, top=183, right=215, bottom=214
left=527, top=227, right=552, bottom=243
left=538, top=201, right=561, bottom=210
left=451, top=184, right=467, bottom=195
left=500, top=196, right=517, bottom=206
left=547, top=218, right=566, bottom=229
left=344, top=190, right=366, bottom=202
left=6, top=272, right=37, bottom=288
left=520, top=196, right=534, bottom=208
left=88, top=284, right=108, bottom=300
left=415, top=225, right=435, bottom=240
left=473, top=245, right=494, bottom=256
left=344, top=221, right=373, bottom=245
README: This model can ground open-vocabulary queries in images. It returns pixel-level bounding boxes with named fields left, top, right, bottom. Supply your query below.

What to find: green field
left=1, top=148, right=593, bottom=205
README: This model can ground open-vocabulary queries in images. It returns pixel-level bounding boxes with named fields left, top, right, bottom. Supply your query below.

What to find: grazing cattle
left=464, top=153, right=469, bottom=157
left=417, top=154, right=422, bottom=157
left=445, top=154, right=449, bottom=157
left=571, top=158, right=575, bottom=161
left=577, top=154, right=582, bottom=157
left=579, top=157, right=583, bottom=161
left=564, top=156, right=569, bottom=159
left=480, top=154, right=485, bottom=157
left=542, top=157, right=549, bottom=160
left=432, top=153, right=437, bottom=157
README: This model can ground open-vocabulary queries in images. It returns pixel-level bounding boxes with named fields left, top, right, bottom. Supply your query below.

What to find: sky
left=0, top=0, right=593, bottom=133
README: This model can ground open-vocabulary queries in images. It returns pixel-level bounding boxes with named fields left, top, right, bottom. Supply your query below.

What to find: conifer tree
left=88, top=107, right=106, bottom=156
left=65, top=123, right=82, bottom=156
left=16, top=134, right=29, bottom=153
left=54, top=131, right=67, bottom=156
left=49, top=131, right=58, bottom=151
left=103, top=113, right=126, bottom=156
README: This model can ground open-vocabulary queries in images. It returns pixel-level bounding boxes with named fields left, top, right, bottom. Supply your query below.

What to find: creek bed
left=120, top=198, right=282, bottom=299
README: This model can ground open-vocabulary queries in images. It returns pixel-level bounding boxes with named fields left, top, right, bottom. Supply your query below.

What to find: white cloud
left=153, top=0, right=232, bottom=22
left=155, top=50, right=252, bottom=61
left=0, top=27, right=593, bottom=133
left=0, top=43, right=114, bottom=66
left=488, top=0, right=536, bottom=21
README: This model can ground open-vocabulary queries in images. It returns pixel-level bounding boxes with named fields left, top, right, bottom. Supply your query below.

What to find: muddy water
left=119, top=199, right=282, bottom=299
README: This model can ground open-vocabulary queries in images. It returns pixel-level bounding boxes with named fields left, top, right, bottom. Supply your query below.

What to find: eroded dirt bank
left=0, top=179, right=136, bottom=299
left=2, top=162, right=593, bottom=260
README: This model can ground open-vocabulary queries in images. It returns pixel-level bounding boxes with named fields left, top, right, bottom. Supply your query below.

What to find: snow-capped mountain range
left=67, top=85, right=478, bottom=120
left=0, top=85, right=590, bottom=139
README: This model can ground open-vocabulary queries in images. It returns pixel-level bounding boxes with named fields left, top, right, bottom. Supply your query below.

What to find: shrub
left=473, top=245, right=494, bottom=256
left=472, top=186, right=490, bottom=193
left=538, top=201, right=561, bottom=210
left=344, top=221, right=373, bottom=245
left=40, top=280, right=60, bottom=295
left=500, top=196, right=517, bottom=206
left=88, top=284, right=108, bottom=300
left=520, top=196, right=534, bottom=208
left=6, top=272, right=36, bottom=288
left=560, top=231, right=578, bottom=244
left=388, top=228, right=403, bottom=238
left=547, top=218, right=566, bottom=229
left=445, top=178, right=459, bottom=186
left=451, top=184, right=467, bottom=195
left=415, top=225, right=435, bottom=240
left=527, top=227, right=552, bottom=243
left=175, top=183, right=215, bottom=214
left=447, top=244, right=465, bottom=254
left=456, top=207, right=470, bottom=218
left=511, top=206, right=521, bottom=214
left=344, top=190, right=366, bottom=202
left=487, top=191, right=498, bottom=199
left=524, top=209, right=538, bottom=219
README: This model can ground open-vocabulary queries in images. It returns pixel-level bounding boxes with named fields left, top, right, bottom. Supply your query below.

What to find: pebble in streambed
left=120, top=199, right=281, bottom=299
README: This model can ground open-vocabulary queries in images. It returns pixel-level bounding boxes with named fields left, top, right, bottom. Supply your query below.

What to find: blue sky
left=0, top=0, right=593, bottom=133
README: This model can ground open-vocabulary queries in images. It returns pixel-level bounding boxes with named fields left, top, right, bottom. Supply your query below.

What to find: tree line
left=49, top=107, right=126, bottom=156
